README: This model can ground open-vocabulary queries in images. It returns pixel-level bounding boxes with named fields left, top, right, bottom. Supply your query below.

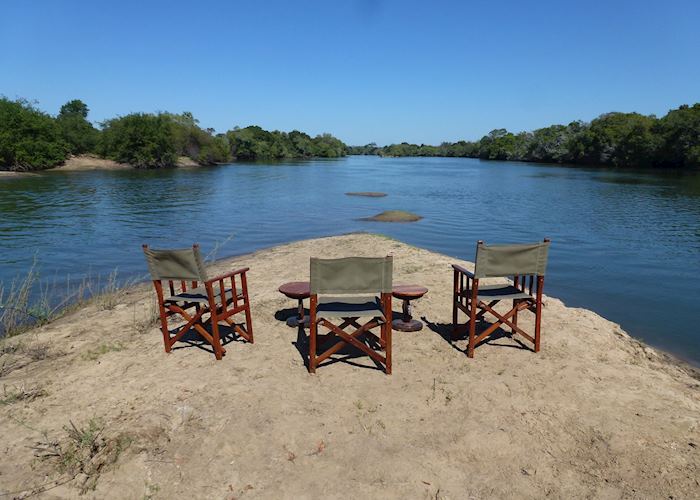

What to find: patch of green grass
left=81, top=343, right=125, bottom=361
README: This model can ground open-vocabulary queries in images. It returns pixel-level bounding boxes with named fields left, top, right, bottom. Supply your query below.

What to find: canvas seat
left=165, top=284, right=243, bottom=305
left=316, top=296, right=385, bottom=319
left=460, top=284, right=532, bottom=301
left=142, top=244, right=254, bottom=360
left=308, top=256, right=393, bottom=374
left=452, top=239, right=550, bottom=358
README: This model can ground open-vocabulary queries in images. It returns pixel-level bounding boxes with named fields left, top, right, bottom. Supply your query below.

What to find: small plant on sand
left=32, top=418, right=131, bottom=493
left=132, top=298, right=159, bottom=335
left=0, top=358, right=18, bottom=378
left=23, top=341, right=52, bottom=361
left=143, top=481, right=161, bottom=499
left=95, top=269, right=122, bottom=310
left=0, top=259, right=45, bottom=336
left=1, top=383, right=47, bottom=405
left=81, top=343, right=125, bottom=361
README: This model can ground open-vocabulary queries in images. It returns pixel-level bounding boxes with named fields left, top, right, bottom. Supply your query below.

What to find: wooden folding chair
left=142, top=244, right=253, bottom=360
left=452, top=239, right=550, bottom=357
left=308, top=256, right=393, bottom=374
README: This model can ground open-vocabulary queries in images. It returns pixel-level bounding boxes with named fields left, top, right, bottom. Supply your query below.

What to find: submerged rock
left=360, top=210, right=423, bottom=222
left=345, top=192, right=388, bottom=197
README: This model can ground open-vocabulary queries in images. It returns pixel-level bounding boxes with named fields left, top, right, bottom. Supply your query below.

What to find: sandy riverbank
left=0, top=155, right=205, bottom=174
left=0, top=171, right=38, bottom=178
left=57, top=155, right=132, bottom=171
left=0, top=234, right=698, bottom=498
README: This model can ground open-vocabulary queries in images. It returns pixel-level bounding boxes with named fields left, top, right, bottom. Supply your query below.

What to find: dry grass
left=0, top=383, right=47, bottom=405
left=32, top=418, right=131, bottom=494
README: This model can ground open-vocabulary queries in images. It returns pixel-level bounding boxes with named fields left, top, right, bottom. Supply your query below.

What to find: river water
left=1, top=156, right=699, bottom=364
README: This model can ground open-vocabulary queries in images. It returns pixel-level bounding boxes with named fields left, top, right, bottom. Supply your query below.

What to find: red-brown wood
left=306, top=289, right=392, bottom=375
left=451, top=238, right=549, bottom=358
left=144, top=244, right=254, bottom=360
left=392, top=285, right=427, bottom=332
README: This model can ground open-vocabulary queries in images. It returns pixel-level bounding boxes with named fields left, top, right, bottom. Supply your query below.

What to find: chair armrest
left=451, top=264, right=474, bottom=279
left=204, top=267, right=250, bottom=286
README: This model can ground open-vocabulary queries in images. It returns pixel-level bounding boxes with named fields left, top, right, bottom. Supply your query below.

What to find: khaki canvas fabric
left=474, top=241, right=550, bottom=278
left=316, top=296, right=385, bottom=319
left=164, top=284, right=243, bottom=305
left=143, top=247, right=208, bottom=282
left=310, top=256, right=393, bottom=295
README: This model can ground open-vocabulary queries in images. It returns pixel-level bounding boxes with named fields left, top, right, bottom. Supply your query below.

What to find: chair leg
left=512, top=299, right=518, bottom=336
left=244, top=299, right=254, bottom=344
left=210, top=311, right=224, bottom=360
left=452, top=270, right=459, bottom=339
left=535, top=276, right=544, bottom=353
left=385, top=294, right=392, bottom=374
left=158, top=310, right=171, bottom=353
left=153, top=282, right=171, bottom=353
left=308, top=296, right=317, bottom=373
left=385, top=322, right=392, bottom=375
left=468, top=305, right=476, bottom=358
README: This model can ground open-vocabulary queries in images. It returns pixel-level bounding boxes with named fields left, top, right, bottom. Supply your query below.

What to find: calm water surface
left=2, top=157, right=699, bottom=364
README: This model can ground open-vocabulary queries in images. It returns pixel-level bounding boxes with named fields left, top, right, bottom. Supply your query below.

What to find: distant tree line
left=0, top=97, right=347, bottom=171
left=349, top=104, right=700, bottom=169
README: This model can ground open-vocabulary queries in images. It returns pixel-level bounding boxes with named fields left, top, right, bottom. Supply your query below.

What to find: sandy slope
left=0, top=234, right=698, bottom=499
left=57, top=155, right=132, bottom=171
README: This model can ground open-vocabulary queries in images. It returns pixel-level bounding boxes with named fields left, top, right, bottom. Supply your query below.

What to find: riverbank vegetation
left=350, top=103, right=700, bottom=169
left=0, top=97, right=348, bottom=171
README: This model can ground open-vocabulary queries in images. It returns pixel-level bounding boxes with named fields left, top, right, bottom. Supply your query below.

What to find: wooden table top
left=278, top=281, right=311, bottom=299
left=392, top=284, right=428, bottom=299
left=278, top=282, right=428, bottom=300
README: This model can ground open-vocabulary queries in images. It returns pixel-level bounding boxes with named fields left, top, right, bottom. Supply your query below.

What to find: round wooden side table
left=278, top=281, right=311, bottom=327
left=392, top=285, right=428, bottom=332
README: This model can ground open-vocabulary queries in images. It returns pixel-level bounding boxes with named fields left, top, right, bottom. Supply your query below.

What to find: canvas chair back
left=143, top=246, right=208, bottom=282
left=474, top=241, right=550, bottom=279
left=310, top=256, right=393, bottom=295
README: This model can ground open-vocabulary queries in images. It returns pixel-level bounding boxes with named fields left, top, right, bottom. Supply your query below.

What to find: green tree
left=59, top=99, right=89, bottom=118
left=0, top=98, right=67, bottom=171
left=98, top=113, right=177, bottom=168
left=56, top=99, right=99, bottom=154
left=655, top=104, right=700, bottom=168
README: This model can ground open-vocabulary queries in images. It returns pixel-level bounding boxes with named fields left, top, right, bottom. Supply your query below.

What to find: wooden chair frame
left=308, top=293, right=392, bottom=374
left=144, top=244, right=254, bottom=360
left=452, top=239, right=548, bottom=358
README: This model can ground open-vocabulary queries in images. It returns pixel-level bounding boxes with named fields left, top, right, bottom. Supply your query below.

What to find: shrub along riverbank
left=349, top=103, right=700, bottom=169
left=0, top=97, right=347, bottom=171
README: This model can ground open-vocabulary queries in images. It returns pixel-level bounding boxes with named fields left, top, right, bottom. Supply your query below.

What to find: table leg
left=392, top=298, right=423, bottom=332
left=286, top=298, right=309, bottom=328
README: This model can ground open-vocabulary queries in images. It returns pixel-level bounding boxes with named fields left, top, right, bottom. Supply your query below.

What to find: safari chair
left=452, top=239, right=550, bottom=358
left=308, top=256, right=393, bottom=374
left=142, top=244, right=253, bottom=360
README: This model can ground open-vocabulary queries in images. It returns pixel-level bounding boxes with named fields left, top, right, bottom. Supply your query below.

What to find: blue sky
left=1, top=0, right=699, bottom=145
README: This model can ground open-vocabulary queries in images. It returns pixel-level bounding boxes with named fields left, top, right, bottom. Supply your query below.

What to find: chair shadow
left=421, top=316, right=530, bottom=354
left=274, top=305, right=386, bottom=372
left=170, top=321, right=249, bottom=356
left=286, top=322, right=384, bottom=373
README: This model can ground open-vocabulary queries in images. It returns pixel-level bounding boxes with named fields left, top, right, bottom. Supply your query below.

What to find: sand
left=57, top=155, right=132, bottom=171
left=0, top=234, right=698, bottom=499
left=0, top=171, right=37, bottom=178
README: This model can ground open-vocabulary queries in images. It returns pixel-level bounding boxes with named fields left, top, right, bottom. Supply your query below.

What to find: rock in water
left=360, top=210, right=423, bottom=222
left=345, top=192, right=388, bottom=197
